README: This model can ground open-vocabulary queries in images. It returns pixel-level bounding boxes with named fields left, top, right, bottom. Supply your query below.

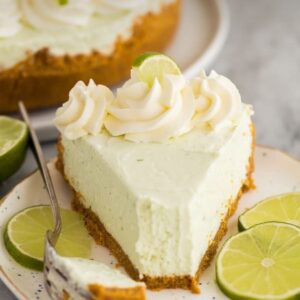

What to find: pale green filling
left=62, top=106, right=253, bottom=276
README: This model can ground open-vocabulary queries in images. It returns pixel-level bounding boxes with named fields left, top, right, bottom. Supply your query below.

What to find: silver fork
left=18, top=102, right=91, bottom=300
left=18, top=102, right=62, bottom=295
left=19, top=102, right=61, bottom=243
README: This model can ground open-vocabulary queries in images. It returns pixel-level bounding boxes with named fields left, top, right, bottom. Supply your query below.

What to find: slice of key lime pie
left=54, top=53, right=255, bottom=293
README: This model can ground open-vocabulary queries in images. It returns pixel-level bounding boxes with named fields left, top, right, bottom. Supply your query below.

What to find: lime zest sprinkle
left=58, top=0, right=68, bottom=5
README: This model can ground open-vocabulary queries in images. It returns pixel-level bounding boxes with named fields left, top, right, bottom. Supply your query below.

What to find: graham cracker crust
left=56, top=126, right=255, bottom=294
left=63, top=285, right=145, bottom=300
left=0, top=0, right=180, bottom=113
left=88, top=284, right=146, bottom=300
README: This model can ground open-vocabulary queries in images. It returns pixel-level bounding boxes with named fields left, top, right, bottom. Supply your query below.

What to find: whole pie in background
left=0, top=0, right=180, bottom=113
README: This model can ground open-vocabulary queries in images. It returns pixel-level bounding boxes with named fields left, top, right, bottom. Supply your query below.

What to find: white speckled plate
left=25, top=0, right=229, bottom=142
left=1, top=146, right=300, bottom=300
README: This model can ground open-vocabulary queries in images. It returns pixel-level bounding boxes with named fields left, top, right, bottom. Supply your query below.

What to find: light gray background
left=1, top=0, right=300, bottom=298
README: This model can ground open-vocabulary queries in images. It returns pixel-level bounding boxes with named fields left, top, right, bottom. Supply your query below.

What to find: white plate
left=27, top=0, right=229, bottom=142
left=1, top=146, right=300, bottom=300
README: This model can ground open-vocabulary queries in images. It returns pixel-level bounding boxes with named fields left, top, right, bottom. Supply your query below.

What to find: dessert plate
left=0, top=146, right=299, bottom=300
left=26, top=0, right=229, bottom=142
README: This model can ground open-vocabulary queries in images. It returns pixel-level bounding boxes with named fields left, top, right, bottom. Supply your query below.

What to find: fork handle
left=18, top=101, right=61, bottom=245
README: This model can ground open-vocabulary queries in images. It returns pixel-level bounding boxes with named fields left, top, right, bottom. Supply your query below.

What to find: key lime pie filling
left=54, top=56, right=255, bottom=293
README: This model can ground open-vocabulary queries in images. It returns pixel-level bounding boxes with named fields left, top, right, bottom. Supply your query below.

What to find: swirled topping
left=104, top=70, right=195, bottom=143
left=0, top=0, right=21, bottom=37
left=191, top=70, right=242, bottom=130
left=93, top=0, right=144, bottom=15
left=54, top=79, right=113, bottom=140
left=21, top=0, right=93, bottom=31
left=54, top=53, right=248, bottom=142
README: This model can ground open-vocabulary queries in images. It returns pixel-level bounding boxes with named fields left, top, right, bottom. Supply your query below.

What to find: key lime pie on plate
left=0, top=0, right=179, bottom=113
left=54, top=53, right=255, bottom=293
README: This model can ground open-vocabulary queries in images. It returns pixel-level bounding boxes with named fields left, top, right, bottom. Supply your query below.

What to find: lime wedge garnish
left=216, top=222, right=300, bottom=300
left=0, top=116, right=28, bottom=182
left=238, top=193, right=300, bottom=231
left=132, top=52, right=181, bottom=86
left=3, top=205, right=91, bottom=271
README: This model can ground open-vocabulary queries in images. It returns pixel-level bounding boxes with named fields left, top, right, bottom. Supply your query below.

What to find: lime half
left=216, top=222, right=300, bottom=300
left=4, top=205, right=91, bottom=271
left=133, top=52, right=181, bottom=86
left=0, top=116, right=28, bottom=182
left=239, top=193, right=300, bottom=231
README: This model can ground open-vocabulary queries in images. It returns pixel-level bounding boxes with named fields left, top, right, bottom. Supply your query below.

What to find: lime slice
left=216, top=222, right=300, bottom=300
left=0, top=116, right=28, bottom=182
left=132, top=52, right=181, bottom=86
left=239, top=193, right=300, bottom=231
left=4, top=205, right=91, bottom=271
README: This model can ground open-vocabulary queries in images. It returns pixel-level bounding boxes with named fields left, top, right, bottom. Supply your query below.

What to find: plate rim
left=0, top=145, right=299, bottom=300
left=183, top=0, right=230, bottom=79
left=0, top=266, right=28, bottom=300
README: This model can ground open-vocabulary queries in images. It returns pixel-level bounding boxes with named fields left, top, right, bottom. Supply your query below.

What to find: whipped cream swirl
left=55, top=69, right=245, bottom=142
left=0, top=0, right=21, bottom=37
left=104, top=70, right=195, bottom=143
left=191, top=70, right=242, bottom=130
left=55, top=79, right=113, bottom=140
left=21, top=0, right=93, bottom=31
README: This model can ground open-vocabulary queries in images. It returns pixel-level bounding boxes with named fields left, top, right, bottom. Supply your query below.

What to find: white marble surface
left=1, top=0, right=300, bottom=299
